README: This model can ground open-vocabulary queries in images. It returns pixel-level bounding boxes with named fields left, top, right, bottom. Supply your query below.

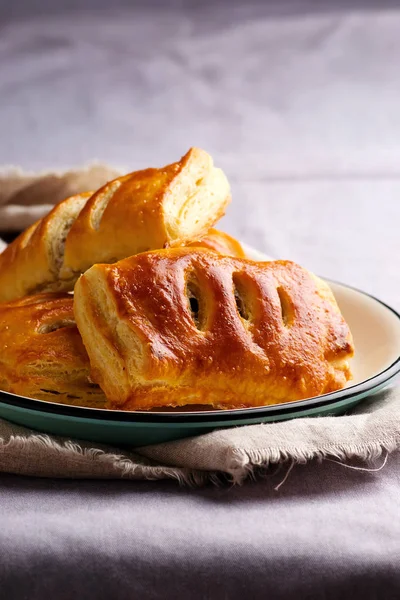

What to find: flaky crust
left=0, top=193, right=91, bottom=303
left=0, top=293, right=106, bottom=407
left=187, top=229, right=246, bottom=258
left=0, top=148, right=231, bottom=303
left=74, top=248, right=354, bottom=411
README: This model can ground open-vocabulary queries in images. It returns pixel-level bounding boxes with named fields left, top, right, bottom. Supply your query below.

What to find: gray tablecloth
left=1, top=1, right=400, bottom=598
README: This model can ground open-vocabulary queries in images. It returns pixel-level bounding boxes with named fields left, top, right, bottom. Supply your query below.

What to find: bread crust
left=187, top=229, right=246, bottom=258
left=0, top=193, right=91, bottom=302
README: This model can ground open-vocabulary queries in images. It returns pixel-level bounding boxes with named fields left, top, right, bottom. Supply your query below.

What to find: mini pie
left=73, top=248, right=354, bottom=410
left=0, top=293, right=106, bottom=407
left=0, top=148, right=230, bottom=303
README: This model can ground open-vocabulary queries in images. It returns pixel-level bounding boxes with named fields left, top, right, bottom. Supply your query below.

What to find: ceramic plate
left=0, top=246, right=399, bottom=446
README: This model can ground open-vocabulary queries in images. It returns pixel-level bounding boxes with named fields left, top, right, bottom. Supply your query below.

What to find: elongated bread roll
left=74, top=248, right=354, bottom=411
left=0, top=293, right=106, bottom=407
left=0, top=148, right=230, bottom=302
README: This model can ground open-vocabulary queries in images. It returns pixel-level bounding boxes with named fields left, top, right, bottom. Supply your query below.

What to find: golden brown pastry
left=0, top=148, right=230, bottom=303
left=0, top=192, right=92, bottom=303
left=0, top=293, right=106, bottom=407
left=187, top=229, right=246, bottom=258
left=74, top=248, right=354, bottom=411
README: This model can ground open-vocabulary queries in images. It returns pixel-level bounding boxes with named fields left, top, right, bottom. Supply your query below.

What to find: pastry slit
left=232, top=273, right=251, bottom=321
left=277, top=286, right=294, bottom=327
left=50, top=193, right=91, bottom=278
left=38, top=320, right=76, bottom=334
left=90, top=180, right=122, bottom=230
left=185, top=273, right=204, bottom=330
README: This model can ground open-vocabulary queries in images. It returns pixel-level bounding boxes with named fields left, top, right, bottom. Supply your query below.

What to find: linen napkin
left=0, top=164, right=121, bottom=231
left=0, top=166, right=399, bottom=484
left=0, top=387, right=399, bottom=484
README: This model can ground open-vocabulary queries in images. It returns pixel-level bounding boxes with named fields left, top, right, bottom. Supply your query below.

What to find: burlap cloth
left=0, top=166, right=399, bottom=484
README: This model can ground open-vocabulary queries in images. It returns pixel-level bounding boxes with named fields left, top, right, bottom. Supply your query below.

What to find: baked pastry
left=74, top=248, right=354, bottom=410
left=0, top=148, right=230, bottom=302
left=0, top=192, right=92, bottom=303
left=0, top=293, right=106, bottom=407
left=187, top=229, right=245, bottom=258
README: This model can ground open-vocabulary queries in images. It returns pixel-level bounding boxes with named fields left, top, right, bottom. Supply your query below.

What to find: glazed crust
left=0, top=148, right=231, bottom=303
left=0, top=293, right=106, bottom=407
left=74, top=248, right=354, bottom=410
left=0, top=193, right=91, bottom=302
left=187, top=229, right=246, bottom=258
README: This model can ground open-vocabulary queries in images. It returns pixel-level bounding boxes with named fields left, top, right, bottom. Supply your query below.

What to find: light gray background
left=1, top=1, right=400, bottom=598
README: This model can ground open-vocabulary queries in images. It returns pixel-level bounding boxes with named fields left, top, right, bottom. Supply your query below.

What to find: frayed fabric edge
left=0, top=433, right=214, bottom=487
left=227, top=437, right=400, bottom=484
left=1, top=433, right=399, bottom=487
